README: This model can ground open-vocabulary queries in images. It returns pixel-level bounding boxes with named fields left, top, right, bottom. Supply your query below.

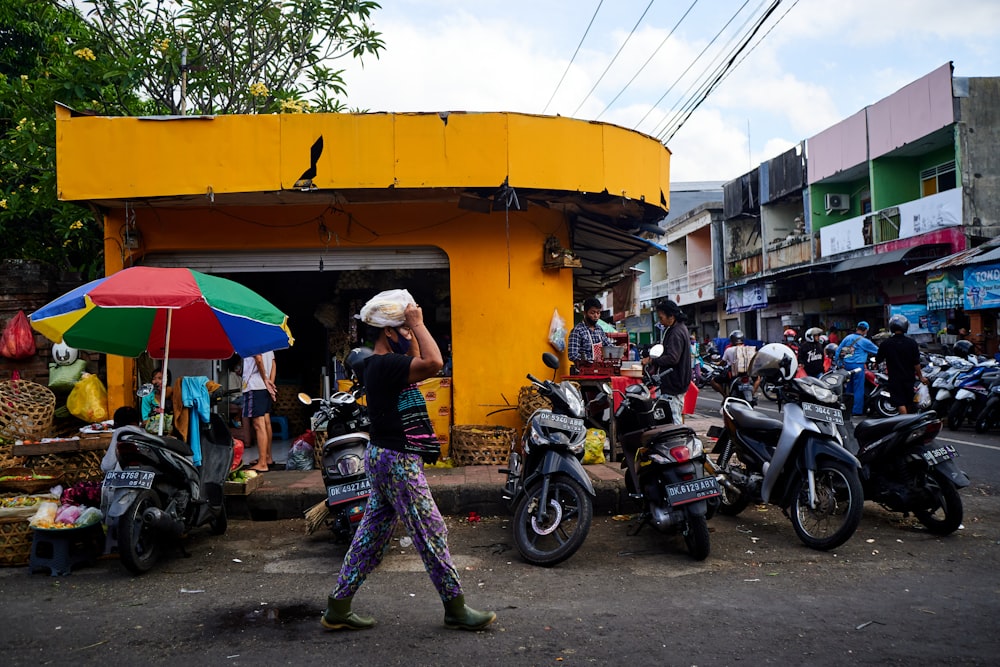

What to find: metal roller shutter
left=142, top=246, right=449, bottom=273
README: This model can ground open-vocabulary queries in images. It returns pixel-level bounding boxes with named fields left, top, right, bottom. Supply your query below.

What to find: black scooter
left=299, top=389, right=371, bottom=543
left=501, top=352, right=594, bottom=567
left=603, top=359, right=720, bottom=560
left=103, top=412, right=233, bottom=574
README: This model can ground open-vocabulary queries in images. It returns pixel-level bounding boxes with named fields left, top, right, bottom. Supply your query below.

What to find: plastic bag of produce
left=0, top=310, right=36, bottom=359
left=360, top=289, right=414, bottom=327
left=548, top=308, right=567, bottom=353
left=582, top=428, right=607, bottom=465
left=67, top=373, right=109, bottom=423
left=285, top=432, right=315, bottom=471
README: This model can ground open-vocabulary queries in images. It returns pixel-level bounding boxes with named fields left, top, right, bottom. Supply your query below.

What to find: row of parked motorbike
left=98, top=340, right=971, bottom=575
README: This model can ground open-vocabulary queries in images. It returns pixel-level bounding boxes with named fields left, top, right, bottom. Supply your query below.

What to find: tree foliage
left=0, top=0, right=383, bottom=276
left=79, top=0, right=384, bottom=115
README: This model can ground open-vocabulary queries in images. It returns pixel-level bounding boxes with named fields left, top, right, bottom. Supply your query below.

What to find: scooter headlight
left=565, top=391, right=584, bottom=419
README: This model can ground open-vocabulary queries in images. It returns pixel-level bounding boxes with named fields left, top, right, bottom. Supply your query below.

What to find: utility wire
left=596, top=0, right=699, bottom=120
left=649, top=0, right=765, bottom=138
left=542, top=0, right=605, bottom=114
left=660, top=0, right=783, bottom=143
left=572, top=0, right=657, bottom=117
left=634, top=0, right=753, bottom=132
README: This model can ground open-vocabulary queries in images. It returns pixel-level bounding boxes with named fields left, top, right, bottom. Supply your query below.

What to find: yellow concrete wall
left=102, top=201, right=574, bottom=432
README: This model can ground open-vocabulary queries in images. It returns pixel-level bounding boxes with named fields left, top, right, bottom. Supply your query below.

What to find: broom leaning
left=304, top=500, right=329, bottom=534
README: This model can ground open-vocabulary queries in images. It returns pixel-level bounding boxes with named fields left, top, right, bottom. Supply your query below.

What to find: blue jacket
left=835, top=332, right=879, bottom=366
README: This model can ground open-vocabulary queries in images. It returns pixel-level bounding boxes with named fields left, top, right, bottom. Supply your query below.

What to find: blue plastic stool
left=29, top=524, right=104, bottom=576
left=270, top=415, right=290, bottom=441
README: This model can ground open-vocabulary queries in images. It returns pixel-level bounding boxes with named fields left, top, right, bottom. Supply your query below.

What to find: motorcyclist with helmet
left=710, top=330, right=760, bottom=401
left=874, top=314, right=927, bottom=415
left=952, top=339, right=977, bottom=361
left=835, top=321, right=880, bottom=417
left=797, top=327, right=826, bottom=377
left=782, top=328, right=799, bottom=354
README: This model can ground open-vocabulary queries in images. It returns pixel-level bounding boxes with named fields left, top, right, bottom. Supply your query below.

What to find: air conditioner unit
left=824, top=193, right=849, bottom=212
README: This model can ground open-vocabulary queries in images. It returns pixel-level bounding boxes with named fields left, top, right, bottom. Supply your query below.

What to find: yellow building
left=55, top=106, right=670, bottom=433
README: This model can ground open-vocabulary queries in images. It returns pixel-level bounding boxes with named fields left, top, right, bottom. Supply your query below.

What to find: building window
left=920, top=161, right=957, bottom=196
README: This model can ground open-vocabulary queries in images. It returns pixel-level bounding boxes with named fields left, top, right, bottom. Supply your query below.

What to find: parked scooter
left=501, top=352, right=594, bottom=566
left=103, top=412, right=233, bottom=574
left=602, top=349, right=720, bottom=560
left=975, top=380, right=1000, bottom=433
left=946, top=363, right=1000, bottom=431
left=706, top=344, right=865, bottom=551
left=822, top=368, right=970, bottom=535
left=298, top=386, right=371, bottom=542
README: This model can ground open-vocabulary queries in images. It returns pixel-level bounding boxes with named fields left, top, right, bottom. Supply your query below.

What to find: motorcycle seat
left=620, top=424, right=695, bottom=451
left=726, top=402, right=783, bottom=434
left=120, top=431, right=193, bottom=457
left=854, top=413, right=928, bottom=443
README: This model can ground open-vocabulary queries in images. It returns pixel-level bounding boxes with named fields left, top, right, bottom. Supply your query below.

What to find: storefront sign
left=819, top=215, right=865, bottom=256
left=926, top=271, right=963, bottom=310
left=889, top=304, right=942, bottom=335
left=964, top=262, right=1000, bottom=310
left=725, top=284, right=767, bottom=314
left=898, top=188, right=961, bottom=239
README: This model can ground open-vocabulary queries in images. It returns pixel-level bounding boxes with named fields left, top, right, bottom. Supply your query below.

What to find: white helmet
left=804, top=327, right=824, bottom=344
left=52, top=342, right=79, bottom=366
left=750, top=343, right=799, bottom=381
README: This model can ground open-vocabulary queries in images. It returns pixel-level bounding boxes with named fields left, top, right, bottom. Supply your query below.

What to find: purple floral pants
left=331, top=445, right=463, bottom=602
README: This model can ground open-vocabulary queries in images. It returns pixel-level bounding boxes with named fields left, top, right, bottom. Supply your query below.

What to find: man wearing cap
left=835, top=321, right=880, bottom=416
left=321, top=293, right=495, bottom=632
left=642, top=300, right=691, bottom=424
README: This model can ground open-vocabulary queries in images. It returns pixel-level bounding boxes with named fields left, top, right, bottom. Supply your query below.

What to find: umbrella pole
left=159, top=310, right=173, bottom=436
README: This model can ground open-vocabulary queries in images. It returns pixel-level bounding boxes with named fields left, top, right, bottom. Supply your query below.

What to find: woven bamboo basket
left=0, top=441, right=25, bottom=470
left=450, top=425, right=515, bottom=466
left=0, top=380, right=56, bottom=442
left=0, top=467, right=64, bottom=494
left=0, top=515, right=32, bottom=567
left=518, top=385, right=553, bottom=425
left=23, top=451, right=104, bottom=485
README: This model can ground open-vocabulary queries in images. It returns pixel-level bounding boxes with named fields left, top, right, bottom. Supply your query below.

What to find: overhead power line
left=542, top=0, right=605, bottom=114
left=571, top=0, right=657, bottom=117
left=596, top=0, right=699, bottom=121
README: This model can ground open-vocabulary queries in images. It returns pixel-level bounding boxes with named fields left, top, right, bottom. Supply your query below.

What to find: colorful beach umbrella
left=30, top=267, right=294, bottom=433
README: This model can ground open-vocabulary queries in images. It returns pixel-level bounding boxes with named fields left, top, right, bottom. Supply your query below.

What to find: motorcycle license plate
left=665, top=477, right=721, bottom=506
left=103, top=470, right=155, bottom=489
left=327, top=478, right=372, bottom=504
left=922, top=444, right=958, bottom=465
left=802, top=402, right=844, bottom=425
left=535, top=412, right=585, bottom=432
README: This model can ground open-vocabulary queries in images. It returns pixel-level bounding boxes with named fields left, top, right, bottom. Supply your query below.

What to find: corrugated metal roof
left=833, top=244, right=949, bottom=273
left=904, top=240, right=1000, bottom=274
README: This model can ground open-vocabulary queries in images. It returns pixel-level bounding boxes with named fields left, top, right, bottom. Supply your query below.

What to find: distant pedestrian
left=875, top=315, right=926, bottom=415
left=642, top=300, right=691, bottom=424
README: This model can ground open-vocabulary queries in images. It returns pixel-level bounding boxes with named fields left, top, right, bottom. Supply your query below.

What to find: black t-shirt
left=362, top=353, right=440, bottom=463
left=875, top=334, right=920, bottom=390
left=798, top=341, right=825, bottom=377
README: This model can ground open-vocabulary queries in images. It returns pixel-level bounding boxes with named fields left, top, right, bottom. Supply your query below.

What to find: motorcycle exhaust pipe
left=703, top=458, right=740, bottom=492
left=142, top=507, right=184, bottom=538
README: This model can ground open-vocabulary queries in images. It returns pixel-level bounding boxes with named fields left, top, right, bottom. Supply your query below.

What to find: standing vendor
left=567, top=298, right=612, bottom=374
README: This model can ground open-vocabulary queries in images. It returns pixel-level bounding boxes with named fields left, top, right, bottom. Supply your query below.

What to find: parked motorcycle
left=706, top=344, right=864, bottom=551
left=501, top=352, right=594, bottom=566
left=975, top=380, right=1000, bottom=433
left=299, top=389, right=371, bottom=542
left=103, top=412, right=233, bottom=574
left=821, top=368, right=969, bottom=535
left=929, top=356, right=975, bottom=417
left=946, top=363, right=1000, bottom=431
left=604, top=373, right=720, bottom=560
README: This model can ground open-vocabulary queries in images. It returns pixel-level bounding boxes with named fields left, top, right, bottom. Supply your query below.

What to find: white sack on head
left=359, top=289, right=415, bottom=327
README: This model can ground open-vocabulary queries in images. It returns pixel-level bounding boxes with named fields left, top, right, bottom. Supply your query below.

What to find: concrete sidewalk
left=226, top=414, right=720, bottom=521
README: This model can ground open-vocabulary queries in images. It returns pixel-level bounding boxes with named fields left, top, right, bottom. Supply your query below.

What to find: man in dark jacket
left=875, top=314, right=927, bottom=415
left=643, top=300, right=691, bottom=424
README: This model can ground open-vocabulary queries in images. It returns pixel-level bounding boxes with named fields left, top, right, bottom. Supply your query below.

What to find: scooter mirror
left=297, top=392, right=314, bottom=405
left=648, top=344, right=664, bottom=359
left=542, top=352, right=560, bottom=370
left=600, top=383, right=611, bottom=394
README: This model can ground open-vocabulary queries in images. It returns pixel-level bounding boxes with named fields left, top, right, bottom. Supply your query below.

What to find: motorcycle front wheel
left=762, top=382, right=779, bottom=402
left=874, top=395, right=899, bottom=419
left=790, top=461, right=864, bottom=551
left=947, top=401, right=968, bottom=431
left=119, top=489, right=164, bottom=575
left=974, top=402, right=998, bottom=434
left=513, top=475, right=593, bottom=567
left=683, top=514, right=711, bottom=561
left=913, top=470, right=963, bottom=536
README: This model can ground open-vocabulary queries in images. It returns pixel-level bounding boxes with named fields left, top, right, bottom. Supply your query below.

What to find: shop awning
left=905, top=239, right=1000, bottom=275
left=831, top=244, right=950, bottom=273
left=572, top=215, right=667, bottom=300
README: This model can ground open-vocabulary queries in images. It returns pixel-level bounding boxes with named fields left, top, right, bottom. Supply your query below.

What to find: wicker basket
left=450, top=425, right=515, bottom=466
left=23, top=451, right=104, bottom=485
left=0, top=467, right=64, bottom=494
left=518, top=385, right=553, bottom=425
left=0, top=380, right=56, bottom=442
left=0, top=515, right=33, bottom=567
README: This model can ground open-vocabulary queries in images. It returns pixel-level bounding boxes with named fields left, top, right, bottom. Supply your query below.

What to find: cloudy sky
left=338, top=0, right=1000, bottom=183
